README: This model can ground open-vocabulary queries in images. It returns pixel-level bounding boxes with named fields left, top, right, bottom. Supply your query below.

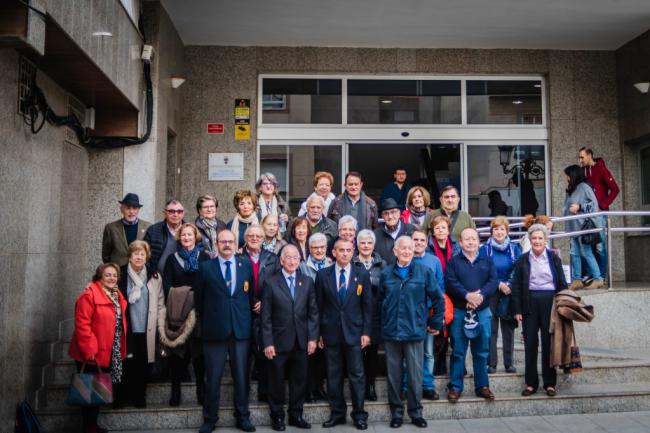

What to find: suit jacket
left=195, top=256, right=256, bottom=341
left=315, top=263, right=373, bottom=346
left=261, top=272, right=319, bottom=352
left=102, top=219, right=150, bottom=266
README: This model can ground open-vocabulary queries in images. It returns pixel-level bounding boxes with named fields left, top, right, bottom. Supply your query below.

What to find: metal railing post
left=606, top=217, right=613, bottom=290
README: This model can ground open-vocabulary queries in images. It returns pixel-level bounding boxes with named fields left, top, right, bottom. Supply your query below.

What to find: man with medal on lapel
left=315, top=238, right=372, bottom=430
left=260, top=244, right=319, bottom=431
left=195, top=229, right=257, bottom=433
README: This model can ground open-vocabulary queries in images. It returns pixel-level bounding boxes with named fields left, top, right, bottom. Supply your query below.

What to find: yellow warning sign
left=235, top=124, right=250, bottom=140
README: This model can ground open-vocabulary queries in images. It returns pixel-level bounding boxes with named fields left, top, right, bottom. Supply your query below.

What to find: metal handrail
left=471, top=210, right=650, bottom=289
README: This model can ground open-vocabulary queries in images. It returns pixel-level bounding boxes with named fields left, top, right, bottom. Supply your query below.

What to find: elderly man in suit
left=102, top=193, right=150, bottom=266
left=316, top=239, right=372, bottom=430
left=261, top=244, right=319, bottom=431
left=195, top=229, right=257, bottom=433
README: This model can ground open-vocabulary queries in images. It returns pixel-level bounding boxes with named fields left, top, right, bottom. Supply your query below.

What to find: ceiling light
left=634, top=82, right=650, bottom=94
left=171, top=77, right=186, bottom=89
left=534, top=84, right=541, bottom=88
left=92, top=31, right=112, bottom=37
left=381, top=99, right=392, bottom=104
left=512, top=100, right=523, bottom=105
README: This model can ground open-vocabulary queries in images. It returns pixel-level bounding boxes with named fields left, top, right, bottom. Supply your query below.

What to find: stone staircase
left=36, top=324, right=650, bottom=432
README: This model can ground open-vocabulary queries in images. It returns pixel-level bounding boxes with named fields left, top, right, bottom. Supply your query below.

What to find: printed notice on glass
left=208, top=153, right=244, bottom=181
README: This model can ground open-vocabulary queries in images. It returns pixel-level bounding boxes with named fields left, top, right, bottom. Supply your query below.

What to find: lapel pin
left=357, top=284, right=363, bottom=296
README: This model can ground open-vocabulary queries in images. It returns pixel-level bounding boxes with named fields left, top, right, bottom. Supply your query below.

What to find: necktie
left=338, top=268, right=347, bottom=303
left=288, top=275, right=295, bottom=300
left=224, top=261, right=232, bottom=294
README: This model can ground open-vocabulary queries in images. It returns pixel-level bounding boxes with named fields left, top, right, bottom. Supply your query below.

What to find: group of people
left=68, top=146, right=618, bottom=433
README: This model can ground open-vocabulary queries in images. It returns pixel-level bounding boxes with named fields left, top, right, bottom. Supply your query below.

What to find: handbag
left=15, top=400, right=45, bottom=433
left=66, top=363, right=113, bottom=407
left=579, top=218, right=600, bottom=246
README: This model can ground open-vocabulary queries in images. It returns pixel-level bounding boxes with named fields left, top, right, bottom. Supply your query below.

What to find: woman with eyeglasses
left=194, top=195, right=226, bottom=259
left=255, top=172, right=291, bottom=235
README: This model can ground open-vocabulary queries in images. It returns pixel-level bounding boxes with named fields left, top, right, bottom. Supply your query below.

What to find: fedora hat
left=380, top=198, right=400, bottom=213
left=119, top=193, right=143, bottom=208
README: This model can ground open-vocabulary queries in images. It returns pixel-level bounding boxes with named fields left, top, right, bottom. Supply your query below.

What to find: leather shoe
left=521, top=386, right=537, bottom=396
left=236, top=418, right=256, bottom=432
left=288, top=417, right=311, bottom=429
left=487, top=366, right=497, bottom=374
left=422, top=389, right=439, bottom=400
left=390, top=418, right=403, bottom=428
left=412, top=418, right=427, bottom=428
left=199, top=422, right=216, bottom=433
left=271, top=417, right=286, bottom=432
left=447, top=389, right=461, bottom=403
left=476, top=386, right=495, bottom=401
left=322, top=417, right=346, bottom=428
left=505, top=365, right=517, bottom=374
left=354, top=419, right=368, bottom=430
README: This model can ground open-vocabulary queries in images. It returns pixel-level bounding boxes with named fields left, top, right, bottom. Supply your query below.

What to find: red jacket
left=69, top=281, right=127, bottom=367
left=583, top=158, right=619, bottom=211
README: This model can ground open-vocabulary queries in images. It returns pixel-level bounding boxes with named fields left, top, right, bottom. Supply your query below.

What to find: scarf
left=431, top=236, right=453, bottom=273
left=262, top=238, right=277, bottom=253
left=258, top=195, right=278, bottom=219
left=341, top=191, right=367, bottom=229
left=102, top=284, right=120, bottom=305
left=126, top=264, right=147, bottom=304
left=310, top=256, right=327, bottom=270
left=198, top=217, right=219, bottom=255
left=177, top=244, right=201, bottom=272
left=230, top=213, right=259, bottom=249
left=408, top=207, right=428, bottom=226
left=487, top=236, right=516, bottom=261
left=100, top=283, right=123, bottom=383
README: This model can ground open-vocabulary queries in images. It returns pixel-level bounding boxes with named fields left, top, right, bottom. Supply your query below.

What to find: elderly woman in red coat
left=69, top=263, right=127, bottom=433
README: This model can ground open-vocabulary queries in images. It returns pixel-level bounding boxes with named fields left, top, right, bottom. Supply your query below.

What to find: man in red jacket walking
left=578, top=147, right=620, bottom=280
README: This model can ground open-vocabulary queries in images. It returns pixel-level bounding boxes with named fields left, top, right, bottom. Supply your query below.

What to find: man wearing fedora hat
left=102, top=193, right=151, bottom=266
left=373, top=198, right=416, bottom=265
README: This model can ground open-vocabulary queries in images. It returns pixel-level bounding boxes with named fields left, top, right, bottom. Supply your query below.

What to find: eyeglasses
left=261, top=182, right=274, bottom=186
left=218, top=240, right=235, bottom=244
left=201, top=205, right=216, bottom=210
left=166, top=209, right=184, bottom=214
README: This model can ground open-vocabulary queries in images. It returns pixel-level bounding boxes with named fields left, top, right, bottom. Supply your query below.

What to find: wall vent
left=18, top=56, right=37, bottom=115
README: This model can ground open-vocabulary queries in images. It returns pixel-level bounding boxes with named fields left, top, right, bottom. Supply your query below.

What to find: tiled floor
left=117, top=410, right=650, bottom=433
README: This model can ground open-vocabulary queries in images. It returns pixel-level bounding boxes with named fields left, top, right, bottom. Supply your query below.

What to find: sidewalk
left=117, top=410, right=650, bottom=433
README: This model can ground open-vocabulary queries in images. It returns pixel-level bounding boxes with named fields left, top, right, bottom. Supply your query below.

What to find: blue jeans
left=423, top=334, right=434, bottom=390
left=570, top=236, right=602, bottom=281
left=448, top=307, right=492, bottom=393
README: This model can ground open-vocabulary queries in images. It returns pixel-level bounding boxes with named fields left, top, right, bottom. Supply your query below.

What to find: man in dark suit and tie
left=315, top=239, right=372, bottom=430
left=195, top=229, right=257, bottom=433
left=261, top=244, right=319, bottom=431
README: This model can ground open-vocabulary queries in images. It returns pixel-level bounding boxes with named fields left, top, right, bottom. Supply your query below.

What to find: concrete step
left=37, top=381, right=650, bottom=432
left=37, top=362, right=650, bottom=410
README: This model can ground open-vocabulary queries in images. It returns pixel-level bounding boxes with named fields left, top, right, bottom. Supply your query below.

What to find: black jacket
left=510, top=249, right=568, bottom=316
left=260, top=271, right=319, bottom=352
left=351, top=253, right=386, bottom=343
left=315, top=263, right=373, bottom=346
left=144, top=220, right=184, bottom=270
left=162, top=250, right=211, bottom=298
left=194, top=217, right=227, bottom=257
left=373, top=221, right=416, bottom=265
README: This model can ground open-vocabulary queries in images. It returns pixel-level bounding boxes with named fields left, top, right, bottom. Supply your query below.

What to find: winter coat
left=352, top=253, right=387, bottom=343
left=102, top=219, right=150, bottom=266
left=550, top=289, right=594, bottom=368
left=583, top=158, right=619, bottom=211
left=510, top=249, right=567, bottom=316
left=69, top=281, right=127, bottom=367
left=373, top=221, right=416, bottom=265
left=329, top=193, right=378, bottom=231
left=144, top=220, right=183, bottom=270
left=563, top=182, right=601, bottom=233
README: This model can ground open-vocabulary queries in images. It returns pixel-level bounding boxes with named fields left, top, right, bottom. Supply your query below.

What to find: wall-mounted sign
left=208, top=152, right=244, bottom=181
left=207, top=123, right=224, bottom=134
left=234, top=99, right=250, bottom=140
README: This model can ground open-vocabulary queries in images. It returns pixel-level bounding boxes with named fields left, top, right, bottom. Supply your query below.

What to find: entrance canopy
left=161, top=0, right=650, bottom=50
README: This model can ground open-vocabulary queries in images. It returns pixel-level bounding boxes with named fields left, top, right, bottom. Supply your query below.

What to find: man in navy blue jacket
left=378, top=236, right=445, bottom=429
left=195, top=229, right=257, bottom=433
left=445, top=227, right=498, bottom=403
left=315, top=239, right=372, bottom=430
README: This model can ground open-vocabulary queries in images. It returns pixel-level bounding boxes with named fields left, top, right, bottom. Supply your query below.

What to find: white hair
left=308, top=232, right=328, bottom=246
left=338, top=215, right=358, bottom=231
left=528, top=223, right=548, bottom=238
left=356, top=229, right=376, bottom=244
left=394, top=235, right=414, bottom=249
left=280, top=243, right=300, bottom=258
left=306, top=195, right=325, bottom=207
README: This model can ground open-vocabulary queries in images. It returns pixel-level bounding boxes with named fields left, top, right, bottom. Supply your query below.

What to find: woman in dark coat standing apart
left=352, top=228, right=387, bottom=401
left=162, top=223, right=210, bottom=406
left=511, top=224, right=568, bottom=397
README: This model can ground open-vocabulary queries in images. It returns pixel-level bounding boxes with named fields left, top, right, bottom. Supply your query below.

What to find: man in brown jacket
left=102, top=193, right=151, bottom=266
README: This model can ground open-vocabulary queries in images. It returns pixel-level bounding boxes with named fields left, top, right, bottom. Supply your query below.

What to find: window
left=466, top=144, right=546, bottom=218
left=262, top=79, right=342, bottom=124
left=259, top=145, right=342, bottom=214
left=467, top=80, right=542, bottom=125
left=347, top=80, right=461, bottom=124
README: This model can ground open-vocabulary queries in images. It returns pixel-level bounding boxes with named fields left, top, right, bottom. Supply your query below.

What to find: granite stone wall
left=179, top=46, right=624, bottom=279
left=616, top=30, right=650, bottom=281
